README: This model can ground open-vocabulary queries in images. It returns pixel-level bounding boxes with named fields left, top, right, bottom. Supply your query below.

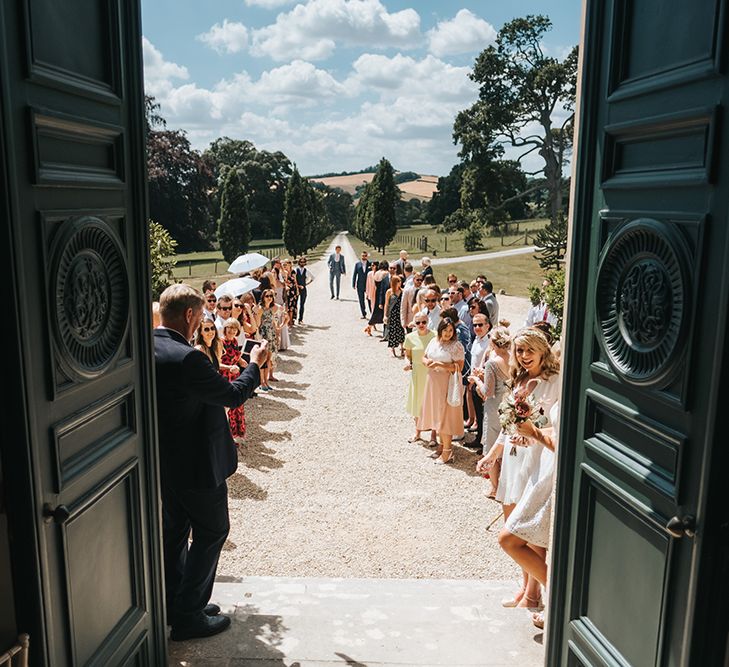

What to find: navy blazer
left=154, top=328, right=260, bottom=490
left=352, top=260, right=370, bottom=290
left=327, top=253, right=346, bottom=275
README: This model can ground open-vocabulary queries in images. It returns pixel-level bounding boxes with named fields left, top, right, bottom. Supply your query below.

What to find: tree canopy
left=354, top=157, right=399, bottom=253
left=217, top=168, right=250, bottom=263
left=453, top=15, right=578, bottom=225
left=146, top=97, right=214, bottom=251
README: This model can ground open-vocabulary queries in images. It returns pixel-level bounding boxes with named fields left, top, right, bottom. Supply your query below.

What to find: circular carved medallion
left=595, top=218, right=689, bottom=386
left=50, top=216, right=129, bottom=381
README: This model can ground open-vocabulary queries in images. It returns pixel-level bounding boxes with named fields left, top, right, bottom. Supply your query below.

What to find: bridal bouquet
left=498, top=388, right=548, bottom=436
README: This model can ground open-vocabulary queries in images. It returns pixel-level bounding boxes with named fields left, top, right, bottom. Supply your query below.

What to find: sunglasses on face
left=233, top=303, right=242, bottom=308
left=425, top=299, right=437, bottom=303
left=206, top=297, right=216, bottom=302
left=473, top=323, right=486, bottom=328
left=415, top=321, right=427, bottom=325
left=202, top=326, right=215, bottom=332
left=219, top=306, right=232, bottom=311
left=448, top=279, right=457, bottom=283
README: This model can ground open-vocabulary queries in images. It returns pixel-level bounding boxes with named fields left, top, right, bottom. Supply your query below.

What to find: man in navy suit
left=295, top=256, right=311, bottom=324
left=352, top=251, right=370, bottom=318
left=327, top=245, right=346, bottom=299
left=154, top=284, right=267, bottom=640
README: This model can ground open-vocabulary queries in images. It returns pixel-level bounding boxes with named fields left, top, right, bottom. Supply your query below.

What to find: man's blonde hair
left=159, top=284, right=204, bottom=321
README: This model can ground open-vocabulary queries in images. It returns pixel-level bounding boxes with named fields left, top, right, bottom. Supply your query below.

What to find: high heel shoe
left=521, top=595, right=543, bottom=612
left=363, top=326, right=372, bottom=336
left=501, top=588, right=526, bottom=608
left=434, top=451, right=454, bottom=465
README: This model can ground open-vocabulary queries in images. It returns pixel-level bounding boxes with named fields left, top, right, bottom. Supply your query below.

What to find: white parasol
left=227, top=252, right=270, bottom=275
left=214, top=277, right=260, bottom=298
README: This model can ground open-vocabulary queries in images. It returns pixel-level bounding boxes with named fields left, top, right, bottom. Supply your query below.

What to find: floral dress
left=259, top=306, right=278, bottom=362
left=220, top=338, right=246, bottom=441
left=285, top=273, right=299, bottom=320
left=387, top=292, right=405, bottom=348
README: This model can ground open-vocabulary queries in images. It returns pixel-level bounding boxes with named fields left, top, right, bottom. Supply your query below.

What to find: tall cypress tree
left=367, top=157, right=398, bottom=253
left=217, top=168, right=250, bottom=263
left=283, top=167, right=310, bottom=257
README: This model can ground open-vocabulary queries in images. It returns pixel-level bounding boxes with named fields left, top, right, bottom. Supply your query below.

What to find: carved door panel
left=0, top=1, right=166, bottom=665
left=549, top=1, right=729, bottom=666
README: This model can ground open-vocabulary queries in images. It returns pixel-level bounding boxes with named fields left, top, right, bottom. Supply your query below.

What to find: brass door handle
left=43, top=504, right=71, bottom=525
left=665, top=514, right=696, bottom=539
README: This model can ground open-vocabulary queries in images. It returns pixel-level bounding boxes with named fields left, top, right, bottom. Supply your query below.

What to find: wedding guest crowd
left=194, top=256, right=312, bottom=446
left=354, top=252, right=561, bottom=631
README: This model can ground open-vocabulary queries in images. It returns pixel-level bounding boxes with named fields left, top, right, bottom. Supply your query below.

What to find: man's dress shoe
left=167, top=603, right=221, bottom=627
left=170, top=611, right=231, bottom=641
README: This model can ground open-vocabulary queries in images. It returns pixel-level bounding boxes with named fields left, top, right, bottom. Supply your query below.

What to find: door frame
left=546, top=1, right=729, bottom=664
left=0, top=0, right=167, bottom=662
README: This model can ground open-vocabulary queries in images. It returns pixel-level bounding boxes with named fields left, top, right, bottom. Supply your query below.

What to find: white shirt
left=419, top=305, right=441, bottom=332
left=470, top=333, right=490, bottom=371
left=525, top=302, right=558, bottom=327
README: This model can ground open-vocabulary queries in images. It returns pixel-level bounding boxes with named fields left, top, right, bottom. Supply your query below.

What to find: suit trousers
left=162, top=481, right=230, bottom=616
left=297, top=287, right=307, bottom=321
left=329, top=272, right=341, bottom=297
left=471, top=384, right=484, bottom=452
left=356, top=286, right=367, bottom=316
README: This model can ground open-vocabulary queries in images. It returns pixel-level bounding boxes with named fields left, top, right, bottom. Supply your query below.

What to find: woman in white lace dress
left=476, top=328, right=560, bottom=608
left=499, top=401, right=560, bottom=629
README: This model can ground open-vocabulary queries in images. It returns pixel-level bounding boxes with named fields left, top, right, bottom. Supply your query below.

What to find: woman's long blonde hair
left=510, top=327, right=560, bottom=385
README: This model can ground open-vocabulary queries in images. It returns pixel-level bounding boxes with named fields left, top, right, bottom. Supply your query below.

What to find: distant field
left=310, top=172, right=440, bottom=200
left=310, top=173, right=375, bottom=194
left=397, top=176, right=439, bottom=199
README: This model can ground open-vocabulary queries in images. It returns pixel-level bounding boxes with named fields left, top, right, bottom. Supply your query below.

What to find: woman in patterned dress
left=219, top=318, right=247, bottom=445
left=282, top=259, right=299, bottom=327
left=384, top=275, right=405, bottom=357
left=254, top=289, right=280, bottom=392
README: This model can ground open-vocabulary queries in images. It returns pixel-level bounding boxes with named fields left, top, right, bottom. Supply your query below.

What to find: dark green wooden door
left=0, top=1, right=166, bottom=664
left=549, top=1, right=729, bottom=666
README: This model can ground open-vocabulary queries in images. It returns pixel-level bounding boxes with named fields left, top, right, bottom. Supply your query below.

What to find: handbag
left=447, top=369, right=462, bottom=407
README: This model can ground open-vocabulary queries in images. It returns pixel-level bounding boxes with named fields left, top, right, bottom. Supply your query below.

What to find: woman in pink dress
left=418, top=317, right=465, bottom=464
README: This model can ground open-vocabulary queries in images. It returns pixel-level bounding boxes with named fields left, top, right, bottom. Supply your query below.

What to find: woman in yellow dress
left=403, top=313, right=436, bottom=444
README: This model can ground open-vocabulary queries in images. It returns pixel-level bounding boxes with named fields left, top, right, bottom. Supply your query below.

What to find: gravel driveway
left=219, top=233, right=529, bottom=581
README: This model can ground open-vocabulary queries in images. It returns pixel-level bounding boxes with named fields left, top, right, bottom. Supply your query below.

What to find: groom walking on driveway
left=328, top=245, right=346, bottom=299
left=352, top=250, right=370, bottom=317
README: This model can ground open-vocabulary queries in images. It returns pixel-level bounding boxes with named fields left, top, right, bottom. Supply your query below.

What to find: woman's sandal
left=407, top=436, right=424, bottom=443
left=521, top=595, right=543, bottom=612
left=501, top=590, right=525, bottom=608
left=532, top=611, right=545, bottom=630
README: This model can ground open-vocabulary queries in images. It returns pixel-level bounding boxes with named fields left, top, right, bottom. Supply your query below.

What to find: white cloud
left=142, top=37, right=188, bottom=98
left=348, top=53, right=478, bottom=102
left=250, top=0, right=422, bottom=61
left=244, top=0, right=296, bottom=7
left=427, top=9, right=496, bottom=57
left=197, top=19, right=249, bottom=54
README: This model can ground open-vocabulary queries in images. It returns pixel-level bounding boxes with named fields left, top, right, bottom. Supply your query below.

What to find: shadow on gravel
left=244, top=421, right=293, bottom=445
left=272, top=379, right=310, bottom=390
left=334, top=653, right=368, bottom=667
left=278, top=347, right=305, bottom=358
left=251, top=398, right=301, bottom=424
left=416, top=442, right=482, bottom=478
left=239, top=440, right=285, bottom=472
left=263, top=388, right=304, bottom=400
left=276, top=358, right=303, bottom=373
left=227, top=472, right=268, bottom=501
left=168, top=604, right=291, bottom=666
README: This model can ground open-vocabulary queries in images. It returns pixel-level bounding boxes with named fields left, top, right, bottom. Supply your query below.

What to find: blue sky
left=141, top=0, right=581, bottom=176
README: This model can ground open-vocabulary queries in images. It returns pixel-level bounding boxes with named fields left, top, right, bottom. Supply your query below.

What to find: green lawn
left=430, top=252, right=542, bottom=298
left=347, top=219, right=547, bottom=262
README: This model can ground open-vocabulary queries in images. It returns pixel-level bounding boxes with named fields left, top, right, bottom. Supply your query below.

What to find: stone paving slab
left=168, top=577, right=544, bottom=667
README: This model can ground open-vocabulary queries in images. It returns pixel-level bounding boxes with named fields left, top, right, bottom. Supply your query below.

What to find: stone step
left=168, top=576, right=544, bottom=666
